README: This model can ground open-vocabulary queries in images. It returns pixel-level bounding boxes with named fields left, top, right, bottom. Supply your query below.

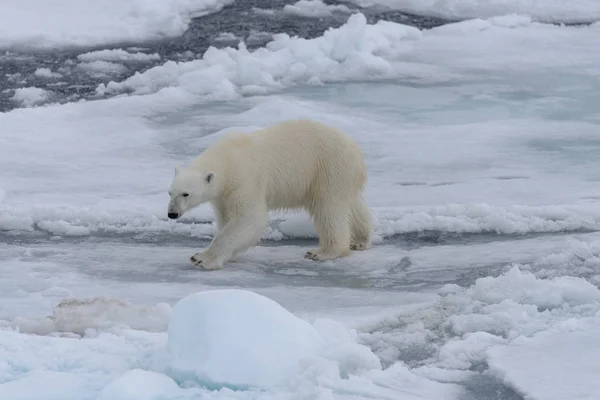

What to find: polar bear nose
left=168, top=212, right=179, bottom=219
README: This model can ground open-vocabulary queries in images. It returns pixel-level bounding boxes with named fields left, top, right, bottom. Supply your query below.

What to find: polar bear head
left=167, top=167, right=216, bottom=220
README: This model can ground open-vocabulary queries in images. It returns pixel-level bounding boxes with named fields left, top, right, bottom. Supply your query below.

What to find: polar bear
left=167, top=119, right=373, bottom=270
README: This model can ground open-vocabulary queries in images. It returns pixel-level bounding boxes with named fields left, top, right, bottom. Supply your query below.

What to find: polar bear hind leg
left=305, top=196, right=352, bottom=261
left=349, top=194, right=373, bottom=251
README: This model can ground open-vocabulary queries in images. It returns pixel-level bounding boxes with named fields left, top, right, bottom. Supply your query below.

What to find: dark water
left=0, top=0, right=450, bottom=112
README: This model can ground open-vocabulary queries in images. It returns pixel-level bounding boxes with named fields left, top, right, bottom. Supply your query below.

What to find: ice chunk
left=77, top=49, right=161, bottom=63
left=466, top=266, right=600, bottom=309
left=33, top=68, right=62, bottom=78
left=11, top=87, right=50, bottom=107
left=165, top=289, right=324, bottom=388
left=76, top=61, right=128, bottom=77
left=283, top=0, right=353, bottom=18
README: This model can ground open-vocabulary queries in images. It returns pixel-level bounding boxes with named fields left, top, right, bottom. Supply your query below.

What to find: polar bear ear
left=205, top=171, right=214, bottom=184
left=174, top=167, right=181, bottom=177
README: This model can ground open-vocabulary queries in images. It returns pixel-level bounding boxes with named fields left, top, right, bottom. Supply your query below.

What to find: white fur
left=168, top=119, right=373, bottom=270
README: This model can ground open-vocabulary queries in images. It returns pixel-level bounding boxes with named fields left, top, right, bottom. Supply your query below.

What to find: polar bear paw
left=304, top=248, right=347, bottom=261
left=190, top=251, right=224, bottom=271
left=350, top=241, right=371, bottom=251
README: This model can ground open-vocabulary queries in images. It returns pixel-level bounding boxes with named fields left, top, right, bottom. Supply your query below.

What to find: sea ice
left=2, top=1, right=600, bottom=399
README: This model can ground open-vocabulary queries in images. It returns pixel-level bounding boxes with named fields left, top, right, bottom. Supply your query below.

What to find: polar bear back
left=194, top=119, right=367, bottom=211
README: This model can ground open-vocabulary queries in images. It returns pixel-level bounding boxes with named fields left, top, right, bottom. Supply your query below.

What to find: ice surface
left=165, top=289, right=325, bottom=388
left=488, top=312, right=600, bottom=400
left=348, top=0, right=600, bottom=23
left=0, top=0, right=235, bottom=50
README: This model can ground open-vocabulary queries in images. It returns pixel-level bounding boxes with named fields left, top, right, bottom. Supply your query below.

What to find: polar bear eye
left=182, top=193, right=190, bottom=197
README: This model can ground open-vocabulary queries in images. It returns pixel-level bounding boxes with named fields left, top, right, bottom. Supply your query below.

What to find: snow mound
left=97, top=369, right=181, bottom=400
left=166, top=289, right=324, bottom=388
left=348, top=0, right=600, bottom=23
left=11, top=87, right=50, bottom=107
left=77, top=49, right=161, bottom=63
left=0, top=0, right=235, bottom=50
left=283, top=0, right=353, bottom=18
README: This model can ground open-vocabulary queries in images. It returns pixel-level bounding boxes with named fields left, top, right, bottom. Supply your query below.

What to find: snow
left=77, top=49, right=161, bottom=63
left=10, top=87, right=50, bottom=107
left=283, top=0, right=353, bottom=18
left=0, top=0, right=235, bottom=50
left=165, top=289, right=325, bottom=388
left=2, top=7, right=600, bottom=400
left=348, top=0, right=600, bottom=23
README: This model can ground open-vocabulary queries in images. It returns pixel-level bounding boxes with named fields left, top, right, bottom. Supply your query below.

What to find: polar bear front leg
left=190, top=200, right=268, bottom=270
